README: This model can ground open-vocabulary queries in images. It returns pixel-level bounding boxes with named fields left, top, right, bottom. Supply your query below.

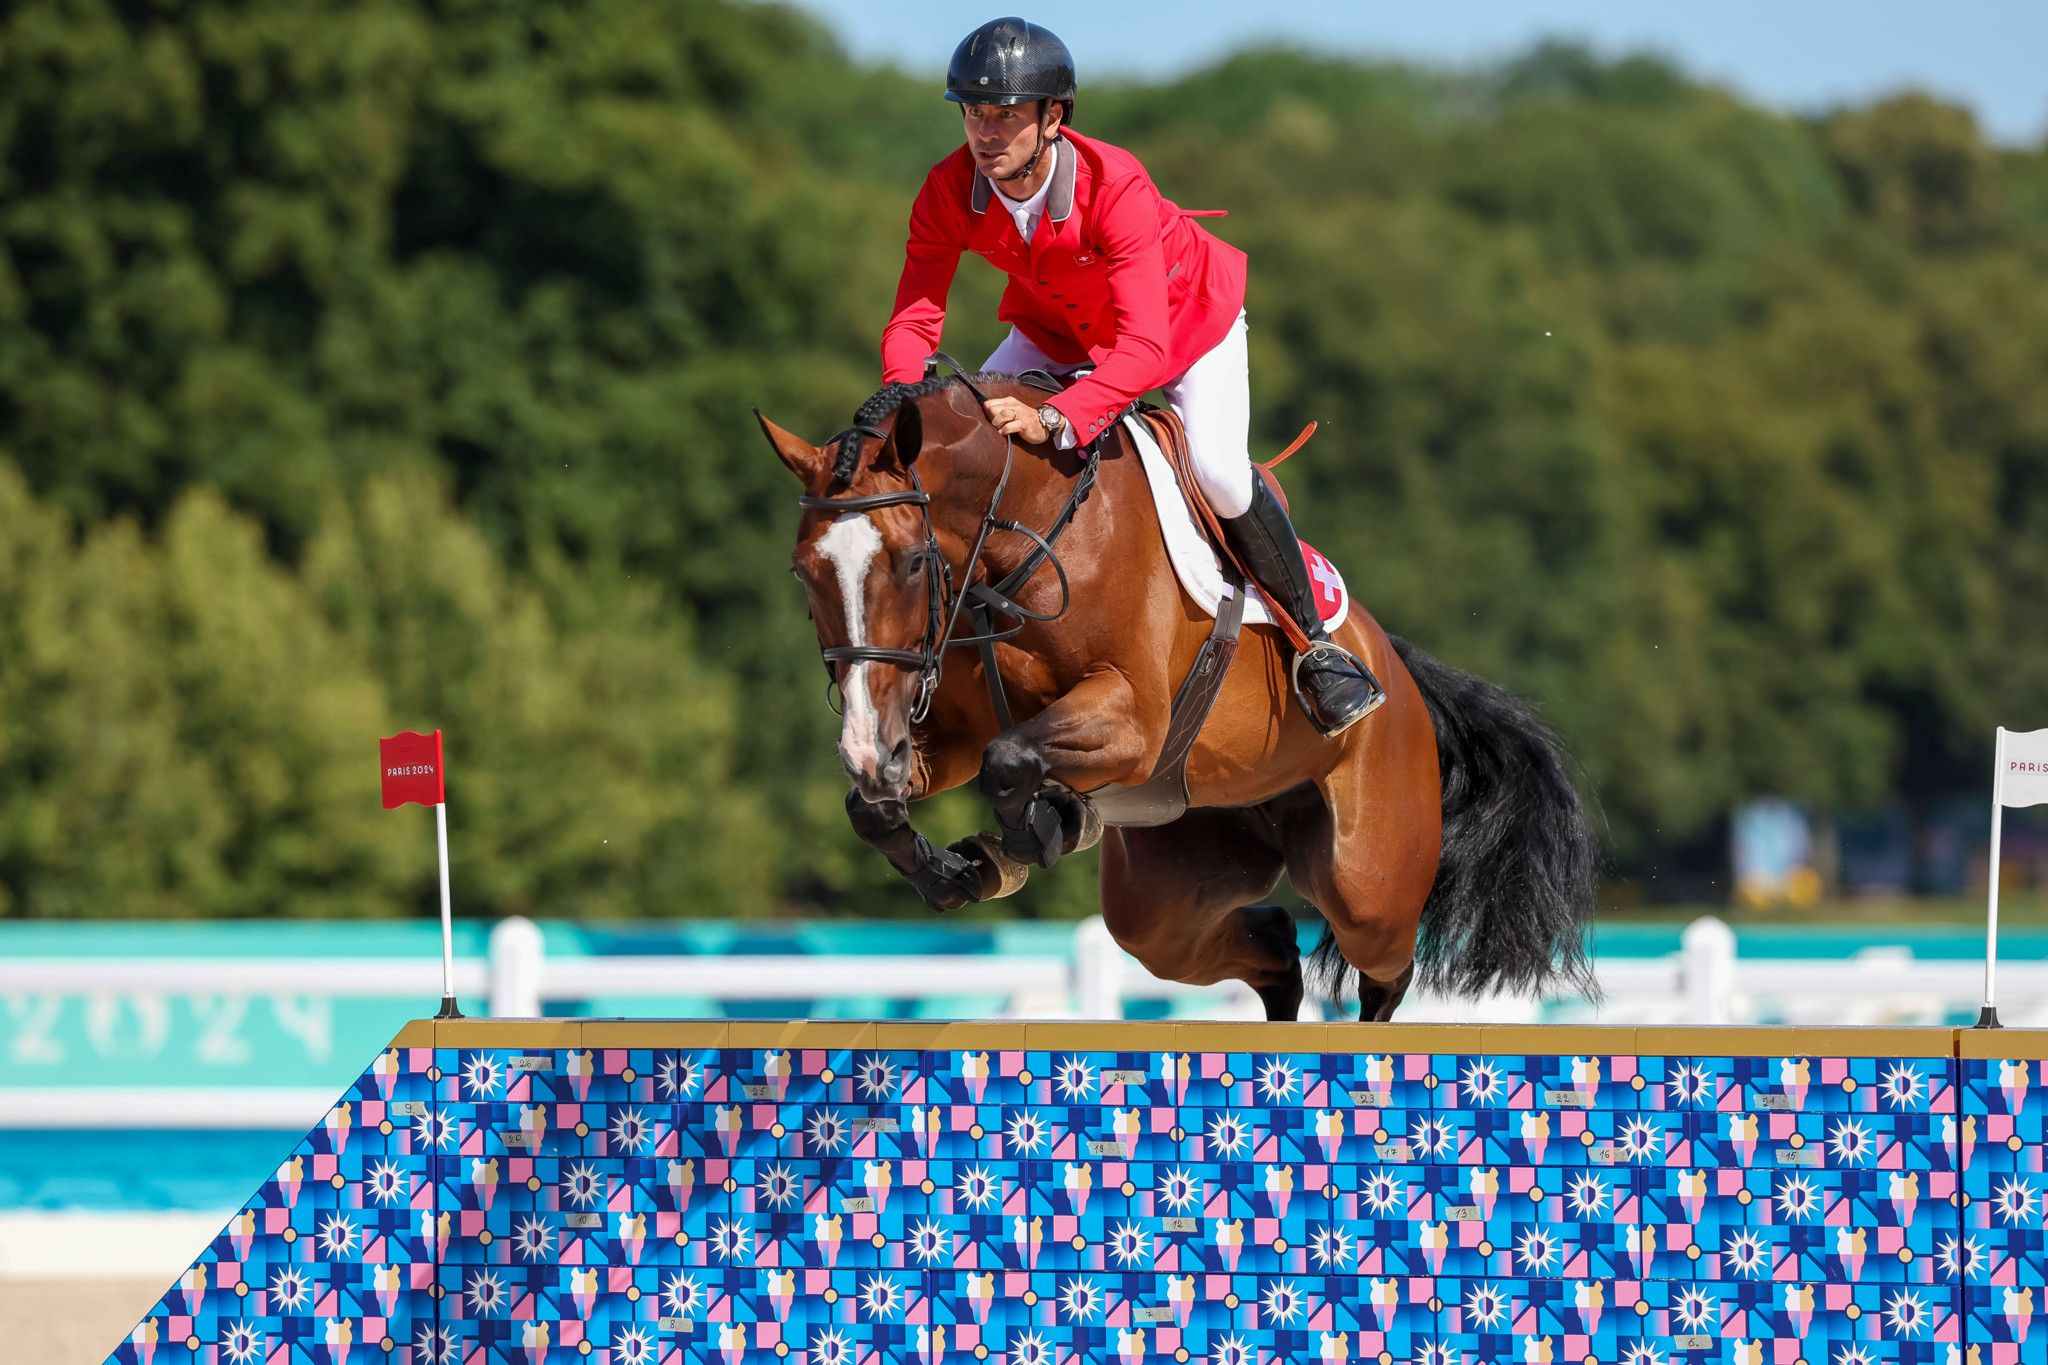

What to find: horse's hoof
left=1062, top=796, right=1104, bottom=854
left=951, top=833, right=1030, bottom=899
left=919, top=881, right=973, bottom=913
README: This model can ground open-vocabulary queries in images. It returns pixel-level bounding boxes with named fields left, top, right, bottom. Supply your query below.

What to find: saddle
left=1016, top=366, right=1317, bottom=648
left=1129, top=406, right=1320, bottom=653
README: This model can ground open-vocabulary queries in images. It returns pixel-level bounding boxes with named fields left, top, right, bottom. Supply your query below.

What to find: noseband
left=798, top=359, right=1100, bottom=731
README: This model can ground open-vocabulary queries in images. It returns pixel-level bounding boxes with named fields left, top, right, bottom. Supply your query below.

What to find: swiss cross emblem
left=1299, top=539, right=1348, bottom=627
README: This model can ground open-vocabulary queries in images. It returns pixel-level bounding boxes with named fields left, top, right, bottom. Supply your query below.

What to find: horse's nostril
left=883, top=738, right=912, bottom=784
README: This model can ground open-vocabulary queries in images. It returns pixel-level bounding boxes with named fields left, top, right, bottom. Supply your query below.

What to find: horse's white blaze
left=817, top=512, right=886, bottom=772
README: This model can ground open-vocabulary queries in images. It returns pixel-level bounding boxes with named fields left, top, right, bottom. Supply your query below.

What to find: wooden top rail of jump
left=393, top=1017, right=2048, bottom=1058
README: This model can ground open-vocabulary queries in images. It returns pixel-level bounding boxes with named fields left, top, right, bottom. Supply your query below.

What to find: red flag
left=380, top=730, right=445, bottom=809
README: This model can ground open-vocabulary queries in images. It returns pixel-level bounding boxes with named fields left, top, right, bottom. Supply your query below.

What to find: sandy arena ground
left=0, top=1279, right=164, bottom=1364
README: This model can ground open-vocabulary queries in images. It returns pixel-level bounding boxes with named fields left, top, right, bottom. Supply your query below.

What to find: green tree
left=302, top=470, right=779, bottom=919
left=4, top=6, right=2047, bottom=917
left=0, top=461, right=398, bottom=918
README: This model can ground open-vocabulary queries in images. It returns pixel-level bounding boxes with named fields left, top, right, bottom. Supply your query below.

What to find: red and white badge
left=1299, top=539, right=1349, bottom=627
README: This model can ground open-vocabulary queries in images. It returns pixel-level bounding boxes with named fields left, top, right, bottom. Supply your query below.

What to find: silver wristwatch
left=1037, top=404, right=1066, bottom=437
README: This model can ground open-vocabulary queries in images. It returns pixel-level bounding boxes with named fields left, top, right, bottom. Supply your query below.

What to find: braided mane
left=832, top=371, right=1017, bottom=484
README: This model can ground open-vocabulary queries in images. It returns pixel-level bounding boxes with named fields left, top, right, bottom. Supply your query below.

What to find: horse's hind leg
left=1275, top=762, right=1439, bottom=1023
left=1356, top=963, right=1416, bottom=1023
left=1097, top=809, right=1303, bottom=1021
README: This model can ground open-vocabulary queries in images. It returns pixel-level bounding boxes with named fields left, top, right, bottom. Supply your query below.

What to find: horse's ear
left=886, top=399, right=923, bottom=469
left=755, top=410, right=829, bottom=485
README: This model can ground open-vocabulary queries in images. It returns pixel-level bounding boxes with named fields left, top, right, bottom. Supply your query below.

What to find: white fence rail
left=4, top=914, right=2042, bottom=1129
left=5, top=912, right=2041, bottom=1033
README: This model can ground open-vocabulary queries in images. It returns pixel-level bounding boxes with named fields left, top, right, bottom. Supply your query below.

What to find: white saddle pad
left=1121, top=413, right=1350, bottom=631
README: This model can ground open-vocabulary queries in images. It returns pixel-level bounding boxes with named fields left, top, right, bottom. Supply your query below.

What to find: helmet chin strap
left=998, top=102, right=1055, bottom=182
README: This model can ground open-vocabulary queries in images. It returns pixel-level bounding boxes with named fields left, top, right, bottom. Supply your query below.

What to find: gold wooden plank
left=1632, top=1027, right=1954, bottom=1058
left=1476, top=1026, right=1641, bottom=1055
left=874, top=1021, right=1031, bottom=1052
left=1957, top=1028, right=2048, bottom=1059
left=1318, top=1025, right=1489, bottom=1054
left=1026, top=1021, right=1184, bottom=1053
left=390, top=1020, right=436, bottom=1047
left=583, top=1020, right=731, bottom=1050
left=726, top=1020, right=880, bottom=1051
left=408, top=1017, right=1986, bottom=1062
left=434, top=1019, right=586, bottom=1050
left=1169, top=1022, right=1335, bottom=1055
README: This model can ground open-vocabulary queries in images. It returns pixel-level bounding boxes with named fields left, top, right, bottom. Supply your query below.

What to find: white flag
left=2003, top=727, right=2048, bottom=808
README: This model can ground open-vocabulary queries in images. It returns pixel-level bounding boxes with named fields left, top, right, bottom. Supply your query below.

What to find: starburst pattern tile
left=99, top=1032, right=2048, bottom=1365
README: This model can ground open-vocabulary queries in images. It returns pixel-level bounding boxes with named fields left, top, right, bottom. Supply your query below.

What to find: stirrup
left=1290, top=640, right=1387, bottom=737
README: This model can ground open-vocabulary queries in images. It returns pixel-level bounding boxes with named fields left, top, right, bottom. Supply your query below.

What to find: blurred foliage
left=1, top=3, right=2045, bottom=920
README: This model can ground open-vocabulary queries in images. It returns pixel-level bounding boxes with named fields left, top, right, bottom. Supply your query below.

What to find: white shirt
left=986, top=140, right=1058, bottom=244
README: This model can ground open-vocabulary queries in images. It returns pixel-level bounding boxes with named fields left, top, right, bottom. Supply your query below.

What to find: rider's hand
left=983, top=396, right=1048, bottom=445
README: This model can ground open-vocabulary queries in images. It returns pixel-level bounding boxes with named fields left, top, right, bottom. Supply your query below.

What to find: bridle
left=797, top=355, right=1101, bottom=732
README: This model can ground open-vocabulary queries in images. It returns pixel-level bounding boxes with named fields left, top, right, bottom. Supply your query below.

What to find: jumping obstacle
left=104, top=1020, right=2047, bottom=1364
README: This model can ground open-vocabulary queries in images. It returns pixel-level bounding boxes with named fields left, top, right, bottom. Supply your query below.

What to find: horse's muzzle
left=842, top=736, right=913, bottom=804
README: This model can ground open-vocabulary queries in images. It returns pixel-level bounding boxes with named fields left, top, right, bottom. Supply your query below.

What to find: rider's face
left=963, top=102, right=1056, bottom=180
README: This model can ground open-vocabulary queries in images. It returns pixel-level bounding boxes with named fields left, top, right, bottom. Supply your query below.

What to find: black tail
left=1311, top=636, right=1600, bottom=1003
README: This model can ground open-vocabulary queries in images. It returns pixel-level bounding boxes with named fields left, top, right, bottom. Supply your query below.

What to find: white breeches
left=983, top=308, right=1257, bottom=518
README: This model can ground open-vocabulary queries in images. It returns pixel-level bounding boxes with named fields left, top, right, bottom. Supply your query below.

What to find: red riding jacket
left=880, top=128, right=1248, bottom=447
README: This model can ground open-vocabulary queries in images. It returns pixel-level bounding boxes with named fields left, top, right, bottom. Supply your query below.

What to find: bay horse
left=756, top=371, right=1597, bottom=1020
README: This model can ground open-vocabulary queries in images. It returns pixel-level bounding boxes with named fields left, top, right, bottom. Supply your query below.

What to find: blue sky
left=789, top=1, right=2048, bottom=146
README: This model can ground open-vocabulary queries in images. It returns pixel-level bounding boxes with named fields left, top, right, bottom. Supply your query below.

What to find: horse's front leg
left=843, top=790, right=1032, bottom=911
left=979, top=669, right=1154, bottom=868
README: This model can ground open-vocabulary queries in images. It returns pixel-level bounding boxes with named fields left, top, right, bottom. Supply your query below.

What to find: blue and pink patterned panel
left=104, top=1025, right=2046, bottom=1365
left=1959, top=1053, right=2047, bottom=1365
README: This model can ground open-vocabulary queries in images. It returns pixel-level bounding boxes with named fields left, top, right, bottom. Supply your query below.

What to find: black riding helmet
left=944, top=17, right=1075, bottom=126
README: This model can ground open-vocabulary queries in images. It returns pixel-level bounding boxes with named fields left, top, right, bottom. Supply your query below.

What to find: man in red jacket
left=880, top=18, right=1383, bottom=736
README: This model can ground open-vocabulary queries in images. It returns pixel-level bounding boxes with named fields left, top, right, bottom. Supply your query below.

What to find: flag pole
left=381, top=728, right=463, bottom=1021
left=1978, top=726, right=2007, bottom=1030
left=435, top=800, right=462, bottom=1019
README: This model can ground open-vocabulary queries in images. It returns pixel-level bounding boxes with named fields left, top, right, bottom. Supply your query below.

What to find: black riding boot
left=1219, top=477, right=1386, bottom=736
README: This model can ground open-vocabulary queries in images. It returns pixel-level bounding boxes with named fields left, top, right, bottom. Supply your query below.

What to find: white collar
left=970, top=135, right=1077, bottom=223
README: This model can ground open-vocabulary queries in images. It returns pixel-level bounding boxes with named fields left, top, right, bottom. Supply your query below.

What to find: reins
left=798, top=354, right=1101, bottom=730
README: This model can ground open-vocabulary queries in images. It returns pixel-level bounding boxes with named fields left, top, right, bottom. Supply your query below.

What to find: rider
left=879, top=18, right=1384, bottom=737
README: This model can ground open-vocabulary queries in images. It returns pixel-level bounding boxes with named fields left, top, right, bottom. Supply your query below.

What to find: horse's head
left=758, top=379, right=984, bottom=804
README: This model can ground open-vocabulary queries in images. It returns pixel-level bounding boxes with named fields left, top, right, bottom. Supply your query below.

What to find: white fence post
left=1680, top=915, right=1737, bottom=1025
left=1072, top=916, right=1124, bottom=1019
left=488, top=916, right=546, bottom=1018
